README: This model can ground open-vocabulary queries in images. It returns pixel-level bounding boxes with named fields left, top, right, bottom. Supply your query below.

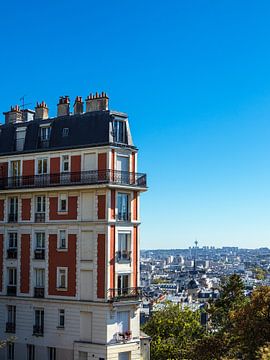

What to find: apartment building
left=0, top=93, right=148, bottom=360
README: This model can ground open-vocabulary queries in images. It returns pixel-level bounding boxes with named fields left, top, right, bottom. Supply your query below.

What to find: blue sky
left=1, top=1, right=270, bottom=248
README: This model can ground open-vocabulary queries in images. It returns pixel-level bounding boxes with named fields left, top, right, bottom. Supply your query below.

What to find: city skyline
left=1, top=1, right=270, bottom=248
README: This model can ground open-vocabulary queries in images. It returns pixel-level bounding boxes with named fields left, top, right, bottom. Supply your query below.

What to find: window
left=62, top=128, right=69, bottom=137
left=8, top=268, right=17, bottom=286
left=8, top=233, right=17, bottom=249
left=36, top=196, right=46, bottom=213
left=117, top=193, right=129, bottom=221
left=37, top=158, right=48, bottom=175
left=40, top=126, right=51, bottom=141
left=62, top=155, right=69, bottom=172
left=27, top=344, right=35, bottom=360
left=118, top=352, right=131, bottom=360
left=113, top=120, right=127, bottom=143
left=10, top=160, right=21, bottom=177
left=58, top=194, right=67, bottom=212
left=7, top=342, right=14, bottom=360
left=34, top=309, right=44, bottom=332
left=9, top=197, right=18, bottom=215
left=48, top=347, right=56, bottom=360
left=118, top=233, right=131, bottom=261
left=35, top=269, right=45, bottom=287
left=58, top=230, right=67, bottom=249
left=79, top=352, right=88, bottom=360
left=7, top=305, right=16, bottom=325
left=58, top=309, right=65, bottom=328
left=16, top=128, right=26, bottom=151
left=35, top=233, right=45, bottom=249
left=57, top=268, right=68, bottom=289
left=117, top=274, right=129, bottom=295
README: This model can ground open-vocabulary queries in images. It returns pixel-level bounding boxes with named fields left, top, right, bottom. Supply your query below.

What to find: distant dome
left=187, top=279, right=199, bottom=290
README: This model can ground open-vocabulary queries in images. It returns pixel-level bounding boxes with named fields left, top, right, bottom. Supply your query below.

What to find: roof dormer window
left=15, top=127, right=26, bottom=151
left=113, top=120, right=127, bottom=144
left=62, top=128, right=69, bottom=137
left=39, top=125, right=51, bottom=148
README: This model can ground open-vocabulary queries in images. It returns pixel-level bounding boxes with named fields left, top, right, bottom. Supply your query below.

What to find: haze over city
left=1, top=1, right=270, bottom=248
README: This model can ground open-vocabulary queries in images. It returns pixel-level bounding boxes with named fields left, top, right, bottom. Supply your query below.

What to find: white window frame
left=36, top=158, right=49, bottom=175
left=7, top=342, right=14, bottom=360
left=35, top=268, right=45, bottom=287
left=8, top=233, right=17, bottom=249
left=8, top=268, right=17, bottom=286
left=35, top=232, right=45, bottom=249
left=58, top=229, right=68, bottom=250
left=57, top=267, right=68, bottom=290
left=58, top=309, right=65, bottom=328
left=40, top=126, right=51, bottom=141
left=117, top=193, right=130, bottom=221
left=61, top=155, right=70, bottom=173
left=35, top=196, right=46, bottom=213
left=58, top=194, right=68, bottom=213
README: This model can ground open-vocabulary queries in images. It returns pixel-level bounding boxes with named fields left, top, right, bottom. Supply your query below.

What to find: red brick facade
left=49, top=196, right=78, bottom=220
left=48, top=234, right=77, bottom=296
left=21, top=198, right=31, bottom=221
left=20, top=234, right=30, bottom=293
left=98, top=195, right=106, bottom=220
left=0, top=200, right=4, bottom=221
left=97, top=234, right=106, bottom=299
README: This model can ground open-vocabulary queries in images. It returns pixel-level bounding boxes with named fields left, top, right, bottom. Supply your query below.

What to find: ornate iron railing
left=33, top=325, right=44, bottom=336
left=35, top=213, right=45, bottom=223
left=108, top=287, right=142, bottom=302
left=34, top=249, right=45, bottom=260
left=7, top=285, right=17, bottom=296
left=116, top=250, right=132, bottom=262
left=7, top=248, right=17, bottom=259
left=34, top=287, right=45, bottom=298
left=5, top=322, right=16, bottom=333
left=8, top=213, right=18, bottom=222
left=0, top=170, right=147, bottom=190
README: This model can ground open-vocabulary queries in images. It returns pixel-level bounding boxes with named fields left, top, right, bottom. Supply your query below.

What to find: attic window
left=62, top=128, right=69, bottom=137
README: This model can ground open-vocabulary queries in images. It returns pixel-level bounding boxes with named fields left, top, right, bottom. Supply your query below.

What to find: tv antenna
left=19, top=95, right=32, bottom=110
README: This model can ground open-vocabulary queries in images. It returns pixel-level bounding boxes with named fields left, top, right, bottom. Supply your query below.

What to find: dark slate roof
left=0, top=110, right=133, bottom=156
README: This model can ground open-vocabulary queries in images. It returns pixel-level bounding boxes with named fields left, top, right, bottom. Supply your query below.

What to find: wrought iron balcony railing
left=116, top=250, right=131, bottom=262
left=35, top=213, right=45, bottom=223
left=5, top=322, right=16, bottom=333
left=34, top=249, right=45, bottom=260
left=117, top=212, right=131, bottom=222
left=7, top=248, right=17, bottom=259
left=108, top=287, right=142, bottom=302
left=8, top=213, right=18, bottom=222
left=33, top=325, right=44, bottom=336
left=7, top=285, right=17, bottom=296
left=0, top=170, right=147, bottom=190
left=34, top=287, right=45, bottom=298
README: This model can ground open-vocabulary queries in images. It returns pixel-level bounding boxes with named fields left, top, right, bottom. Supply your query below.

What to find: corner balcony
left=108, top=287, right=142, bottom=302
left=0, top=170, right=147, bottom=190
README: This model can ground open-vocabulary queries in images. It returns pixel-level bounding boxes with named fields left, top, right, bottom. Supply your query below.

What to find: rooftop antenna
left=19, top=95, right=32, bottom=110
left=194, top=238, right=198, bottom=272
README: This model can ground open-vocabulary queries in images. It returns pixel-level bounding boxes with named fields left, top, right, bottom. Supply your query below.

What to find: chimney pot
left=73, top=96, right=84, bottom=115
left=85, top=91, right=109, bottom=112
left=35, top=101, right=49, bottom=120
left=57, top=96, right=70, bottom=116
left=3, top=105, right=23, bottom=124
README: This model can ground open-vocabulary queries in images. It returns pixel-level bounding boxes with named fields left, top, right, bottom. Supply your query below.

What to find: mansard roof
left=0, top=110, right=135, bottom=156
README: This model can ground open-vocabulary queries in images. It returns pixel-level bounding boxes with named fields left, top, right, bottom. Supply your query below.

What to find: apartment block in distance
left=0, top=93, right=149, bottom=360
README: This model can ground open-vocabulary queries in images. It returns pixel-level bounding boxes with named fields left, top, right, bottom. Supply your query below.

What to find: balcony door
left=83, top=153, right=96, bottom=183
left=116, top=156, right=129, bottom=184
left=117, top=311, right=129, bottom=334
left=10, top=160, right=21, bottom=187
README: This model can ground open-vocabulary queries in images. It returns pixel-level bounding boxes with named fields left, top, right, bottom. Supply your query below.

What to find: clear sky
left=1, top=1, right=270, bottom=249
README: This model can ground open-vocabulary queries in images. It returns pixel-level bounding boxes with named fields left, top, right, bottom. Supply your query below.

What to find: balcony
left=0, top=170, right=147, bottom=190
left=34, top=287, right=45, bottom=298
left=117, top=212, right=131, bottom=222
left=35, top=213, right=45, bottom=223
left=116, top=250, right=131, bottom=262
left=5, top=322, right=16, bottom=333
left=34, top=249, right=45, bottom=260
left=7, top=248, right=17, bottom=259
left=7, top=285, right=17, bottom=296
left=33, top=325, right=44, bottom=336
left=108, top=287, right=141, bottom=302
left=8, top=213, right=18, bottom=223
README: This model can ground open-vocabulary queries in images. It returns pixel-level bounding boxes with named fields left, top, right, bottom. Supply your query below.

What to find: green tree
left=142, top=303, right=203, bottom=360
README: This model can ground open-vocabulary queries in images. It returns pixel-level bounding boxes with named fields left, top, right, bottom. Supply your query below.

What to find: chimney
left=3, top=105, right=23, bottom=124
left=85, top=92, right=109, bottom=112
left=57, top=96, right=70, bottom=117
left=35, top=101, right=49, bottom=120
left=73, top=96, right=84, bottom=114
